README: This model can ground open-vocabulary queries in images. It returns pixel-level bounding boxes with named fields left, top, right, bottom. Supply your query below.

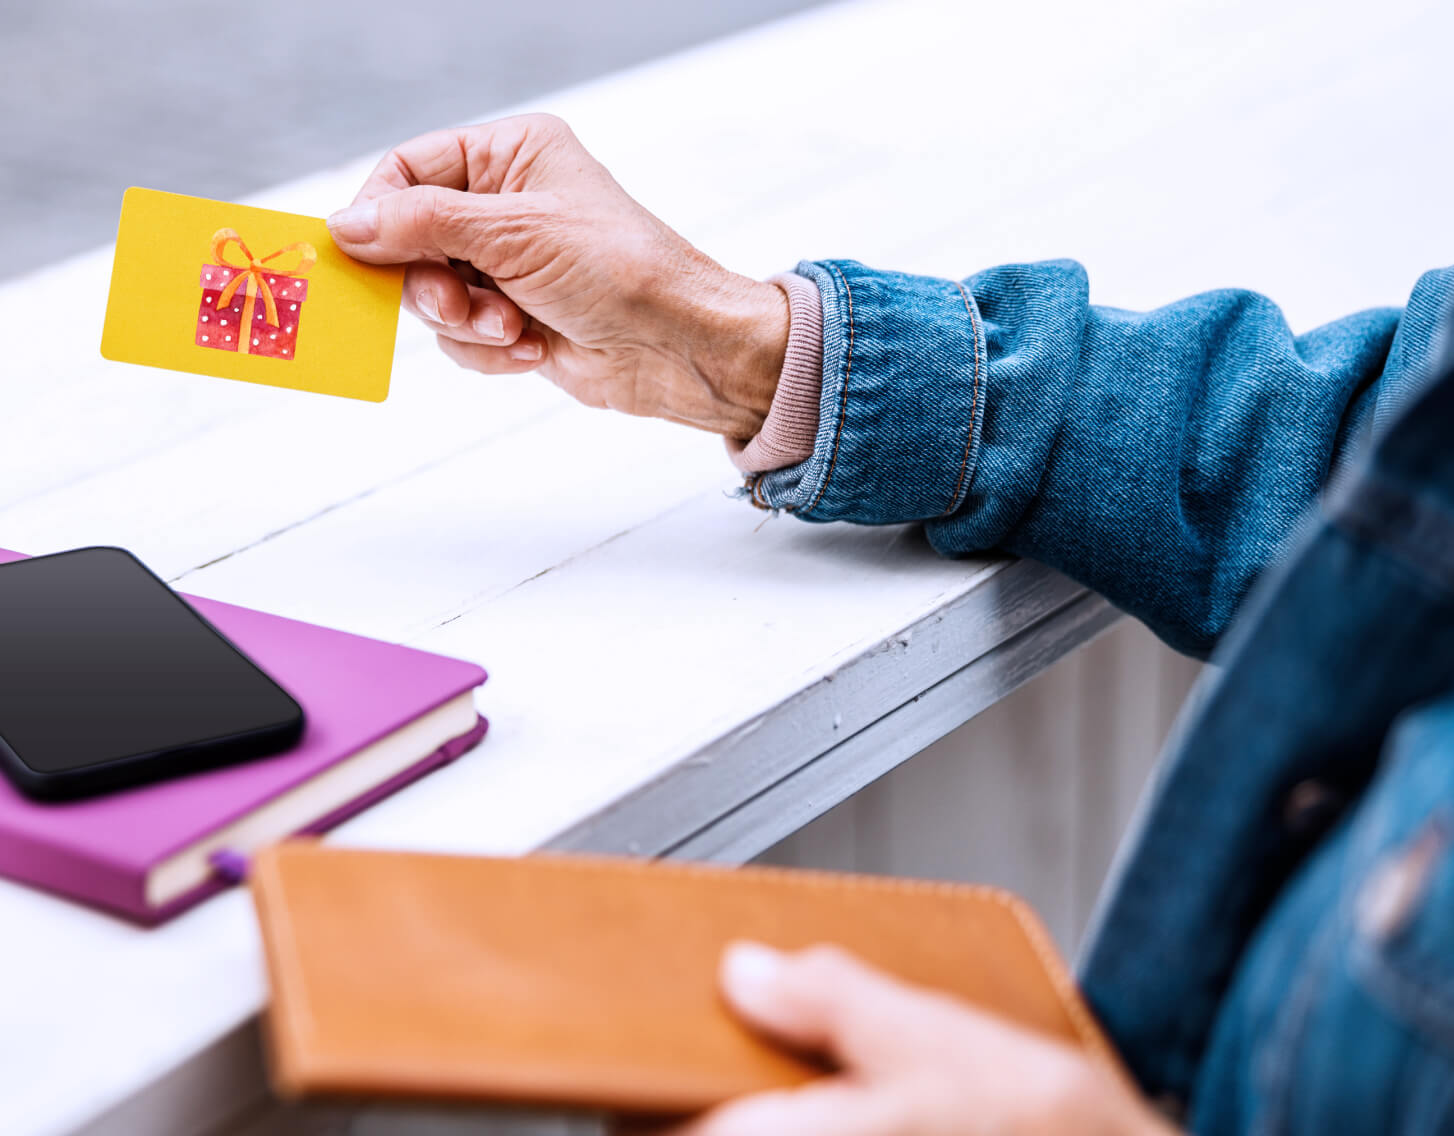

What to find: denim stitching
left=740, top=474, right=770, bottom=512
left=1245, top=781, right=1398, bottom=1136
left=1351, top=809, right=1454, bottom=1053
left=1357, top=903, right=1454, bottom=1054
left=942, top=281, right=983, bottom=517
left=1251, top=900, right=1347, bottom=1136
left=802, top=262, right=855, bottom=516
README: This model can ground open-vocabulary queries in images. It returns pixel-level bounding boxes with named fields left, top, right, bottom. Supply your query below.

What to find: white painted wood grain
left=762, top=617, right=1202, bottom=953
left=1, top=0, right=1450, bottom=1132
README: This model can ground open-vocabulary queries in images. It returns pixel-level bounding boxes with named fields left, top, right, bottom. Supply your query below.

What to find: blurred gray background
left=0, top=0, right=824, bottom=280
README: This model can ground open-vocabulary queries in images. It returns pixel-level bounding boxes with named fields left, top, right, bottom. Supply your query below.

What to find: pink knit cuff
left=726, top=271, right=824, bottom=473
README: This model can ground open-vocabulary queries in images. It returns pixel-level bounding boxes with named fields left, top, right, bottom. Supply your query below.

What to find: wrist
left=661, top=253, right=788, bottom=438
left=704, top=273, right=789, bottom=437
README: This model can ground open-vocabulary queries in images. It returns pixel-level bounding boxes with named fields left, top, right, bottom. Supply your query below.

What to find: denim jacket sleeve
left=747, top=258, right=1454, bottom=657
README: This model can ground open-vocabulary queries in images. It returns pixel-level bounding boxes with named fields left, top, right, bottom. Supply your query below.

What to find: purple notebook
left=0, top=549, right=487, bottom=925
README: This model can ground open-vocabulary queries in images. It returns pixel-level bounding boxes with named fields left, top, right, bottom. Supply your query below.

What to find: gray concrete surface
left=0, top=0, right=824, bottom=278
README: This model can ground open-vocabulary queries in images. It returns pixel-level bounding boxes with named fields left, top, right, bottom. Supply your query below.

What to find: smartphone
left=0, top=547, right=304, bottom=800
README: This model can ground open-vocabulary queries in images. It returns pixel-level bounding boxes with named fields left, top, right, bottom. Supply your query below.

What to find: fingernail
left=722, top=941, right=784, bottom=1003
left=508, top=339, right=543, bottom=363
left=417, top=290, right=441, bottom=323
left=327, top=202, right=379, bottom=243
left=474, top=308, right=505, bottom=341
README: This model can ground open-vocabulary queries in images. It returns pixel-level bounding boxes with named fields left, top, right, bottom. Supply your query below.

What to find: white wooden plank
left=328, top=505, right=1030, bottom=858
left=1, top=0, right=1450, bottom=1132
left=540, top=559, right=1089, bottom=858
left=660, top=594, right=1120, bottom=877
left=760, top=615, right=1197, bottom=953
left=69, top=1023, right=268, bottom=1136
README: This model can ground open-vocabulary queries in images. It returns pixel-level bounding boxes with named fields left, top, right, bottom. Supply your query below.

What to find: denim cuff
left=747, top=259, right=987, bottom=523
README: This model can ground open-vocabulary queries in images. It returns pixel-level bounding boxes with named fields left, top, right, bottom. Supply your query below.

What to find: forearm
left=745, top=259, right=1454, bottom=657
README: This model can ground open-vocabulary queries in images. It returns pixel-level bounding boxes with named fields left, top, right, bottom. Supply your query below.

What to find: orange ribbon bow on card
left=210, top=229, right=317, bottom=353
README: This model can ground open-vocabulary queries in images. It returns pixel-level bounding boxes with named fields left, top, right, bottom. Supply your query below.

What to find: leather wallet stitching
left=262, top=848, right=1124, bottom=1085
left=524, top=852, right=1119, bottom=1065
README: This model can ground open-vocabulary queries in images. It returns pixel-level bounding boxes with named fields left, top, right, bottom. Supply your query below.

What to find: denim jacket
left=752, top=259, right=1454, bottom=1132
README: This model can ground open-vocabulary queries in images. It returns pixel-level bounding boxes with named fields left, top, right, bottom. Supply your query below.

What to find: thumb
left=327, top=184, right=552, bottom=271
left=719, top=942, right=932, bottom=1071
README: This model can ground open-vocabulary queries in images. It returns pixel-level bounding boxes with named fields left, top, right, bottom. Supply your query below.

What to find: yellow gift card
left=101, top=188, right=404, bottom=402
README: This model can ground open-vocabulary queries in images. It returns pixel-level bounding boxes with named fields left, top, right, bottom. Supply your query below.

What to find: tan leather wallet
left=252, top=841, right=1121, bottom=1116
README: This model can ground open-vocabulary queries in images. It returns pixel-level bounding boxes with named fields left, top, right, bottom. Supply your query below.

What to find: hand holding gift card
left=103, top=189, right=404, bottom=401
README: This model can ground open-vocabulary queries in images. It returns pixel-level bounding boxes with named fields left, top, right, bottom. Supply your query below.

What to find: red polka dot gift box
left=195, top=228, right=316, bottom=361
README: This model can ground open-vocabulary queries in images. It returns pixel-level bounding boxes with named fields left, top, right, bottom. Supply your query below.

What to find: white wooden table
left=3, top=0, right=1451, bottom=1132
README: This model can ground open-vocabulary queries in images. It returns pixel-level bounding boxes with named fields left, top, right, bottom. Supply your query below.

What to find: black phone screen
left=0, top=547, right=303, bottom=798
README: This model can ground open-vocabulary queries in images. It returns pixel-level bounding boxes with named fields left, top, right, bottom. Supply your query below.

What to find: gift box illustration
left=195, top=228, right=316, bottom=361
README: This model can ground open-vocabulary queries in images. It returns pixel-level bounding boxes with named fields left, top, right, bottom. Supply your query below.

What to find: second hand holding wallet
left=252, top=843, right=1124, bottom=1119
